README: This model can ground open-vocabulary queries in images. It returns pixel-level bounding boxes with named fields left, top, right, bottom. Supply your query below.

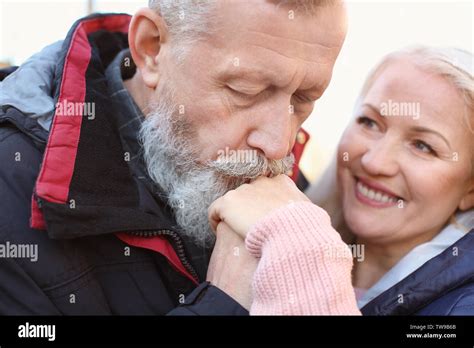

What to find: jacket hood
left=1, top=13, right=182, bottom=240
left=0, top=40, right=62, bottom=133
left=0, top=13, right=212, bottom=283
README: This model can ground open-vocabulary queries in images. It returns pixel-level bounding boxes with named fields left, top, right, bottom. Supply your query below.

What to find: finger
left=208, top=197, right=223, bottom=234
left=278, top=173, right=294, bottom=185
left=217, top=219, right=248, bottom=240
left=216, top=221, right=245, bottom=241
left=248, top=175, right=270, bottom=186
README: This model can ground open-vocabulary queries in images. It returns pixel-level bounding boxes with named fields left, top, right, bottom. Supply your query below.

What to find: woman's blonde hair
left=305, top=45, right=474, bottom=241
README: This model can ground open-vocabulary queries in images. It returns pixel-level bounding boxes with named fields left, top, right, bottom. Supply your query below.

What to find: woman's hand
left=208, top=174, right=310, bottom=239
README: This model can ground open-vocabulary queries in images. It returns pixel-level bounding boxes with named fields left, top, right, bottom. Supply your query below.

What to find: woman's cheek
left=400, top=157, right=465, bottom=230
left=421, top=165, right=466, bottom=205
left=338, top=128, right=366, bottom=165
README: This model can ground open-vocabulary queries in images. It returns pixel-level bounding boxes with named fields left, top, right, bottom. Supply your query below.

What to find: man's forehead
left=214, top=0, right=345, bottom=48
left=212, top=34, right=336, bottom=94
left=207, top=0, right=344, bottom=91
left=242, top=30, right=340, bottom=65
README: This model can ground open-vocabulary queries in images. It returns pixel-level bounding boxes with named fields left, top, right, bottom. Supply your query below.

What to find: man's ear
left=128, top=8, right=169, bottom=89
left=458, top=180, right=474, bottom=211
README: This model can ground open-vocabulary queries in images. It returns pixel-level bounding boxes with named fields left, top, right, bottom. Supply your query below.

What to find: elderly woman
left=209, top=46, right=474, bottom=315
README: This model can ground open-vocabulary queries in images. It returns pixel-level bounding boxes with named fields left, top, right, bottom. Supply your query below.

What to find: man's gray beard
left=139, top=91, right=295, bottom=248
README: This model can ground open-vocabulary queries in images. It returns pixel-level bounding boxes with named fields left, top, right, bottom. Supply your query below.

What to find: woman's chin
left=343, top=209, right=396, bottom=241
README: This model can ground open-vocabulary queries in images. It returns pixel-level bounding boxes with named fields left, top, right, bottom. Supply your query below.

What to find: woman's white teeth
left=357, top=181, right=397, bottom=203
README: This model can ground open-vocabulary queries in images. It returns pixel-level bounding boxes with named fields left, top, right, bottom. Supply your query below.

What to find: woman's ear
left=458, top=180, right=474, bottom=211
left=128, top=8, right=169, bottom=89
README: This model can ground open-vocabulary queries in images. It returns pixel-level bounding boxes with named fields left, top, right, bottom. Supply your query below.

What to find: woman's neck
left=352, top=241, right=402, bottom=290
left=352, top=230, right=439, bottom=290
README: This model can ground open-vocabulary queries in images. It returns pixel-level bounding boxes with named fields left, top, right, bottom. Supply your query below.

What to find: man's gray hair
left=148, top=0, right=335, bottom=59
left=273, top=0, right=337, bottom=13
left=148, top=2, right=213, bottom=46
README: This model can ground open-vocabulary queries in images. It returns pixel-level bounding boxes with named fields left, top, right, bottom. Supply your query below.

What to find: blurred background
left=1, top=0, right=472, bottom=182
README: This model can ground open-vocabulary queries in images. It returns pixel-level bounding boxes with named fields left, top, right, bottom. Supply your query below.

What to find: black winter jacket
left=0, top=13, right=249, bottom=315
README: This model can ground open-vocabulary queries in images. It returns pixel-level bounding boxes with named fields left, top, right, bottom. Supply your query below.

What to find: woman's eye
left=413, top=140, right=437, bottom=156
left=357, top=116, right=379, bottom=131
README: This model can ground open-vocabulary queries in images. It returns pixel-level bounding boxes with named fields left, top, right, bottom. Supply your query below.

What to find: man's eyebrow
left=362, top=103, right=451, bottom=148
left=222, top=69, right=324, bottom=99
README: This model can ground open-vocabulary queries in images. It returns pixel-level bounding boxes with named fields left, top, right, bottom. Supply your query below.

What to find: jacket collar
left=1, top=13, right=211, bottom=280
left=358, top=214, right=469, bottom=308
left=361, top=229, right=474, bottom=315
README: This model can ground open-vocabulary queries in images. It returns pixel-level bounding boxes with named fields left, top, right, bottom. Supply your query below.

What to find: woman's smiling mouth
left=354, top=176, right=404, bottom=208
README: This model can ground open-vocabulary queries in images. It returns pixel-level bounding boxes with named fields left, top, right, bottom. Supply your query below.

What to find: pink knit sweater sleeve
left=245, top=201, right=361, bottom=315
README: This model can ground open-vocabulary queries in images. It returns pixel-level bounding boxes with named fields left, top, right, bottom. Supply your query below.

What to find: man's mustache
left=207, top=151, right=295, bottom=180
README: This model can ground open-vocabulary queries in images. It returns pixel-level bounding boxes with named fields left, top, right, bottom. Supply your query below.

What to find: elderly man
left=0, top=0, right=347, bottom=314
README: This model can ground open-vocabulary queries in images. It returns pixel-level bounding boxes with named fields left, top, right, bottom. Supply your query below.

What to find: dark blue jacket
left=361, top=231, right=474, bottom=315
left=0, top=13, right=247, bottom=315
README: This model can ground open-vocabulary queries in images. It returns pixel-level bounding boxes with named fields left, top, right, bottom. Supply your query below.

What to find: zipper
left=35, top=197, right=199, bottom=282
left=126, top=229, right=199, bottom=283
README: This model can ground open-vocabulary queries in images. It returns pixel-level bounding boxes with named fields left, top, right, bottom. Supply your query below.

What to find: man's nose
left=246, top=106, right=293, bottom=161
left=360, top=137, right=400, bottom=177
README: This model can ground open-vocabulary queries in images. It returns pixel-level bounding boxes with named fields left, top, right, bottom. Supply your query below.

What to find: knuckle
left=223, top=189, right=237, bottom=201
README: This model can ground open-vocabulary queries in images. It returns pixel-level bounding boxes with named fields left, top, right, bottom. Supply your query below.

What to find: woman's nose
left=360, top=138, right=400, bottom=177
